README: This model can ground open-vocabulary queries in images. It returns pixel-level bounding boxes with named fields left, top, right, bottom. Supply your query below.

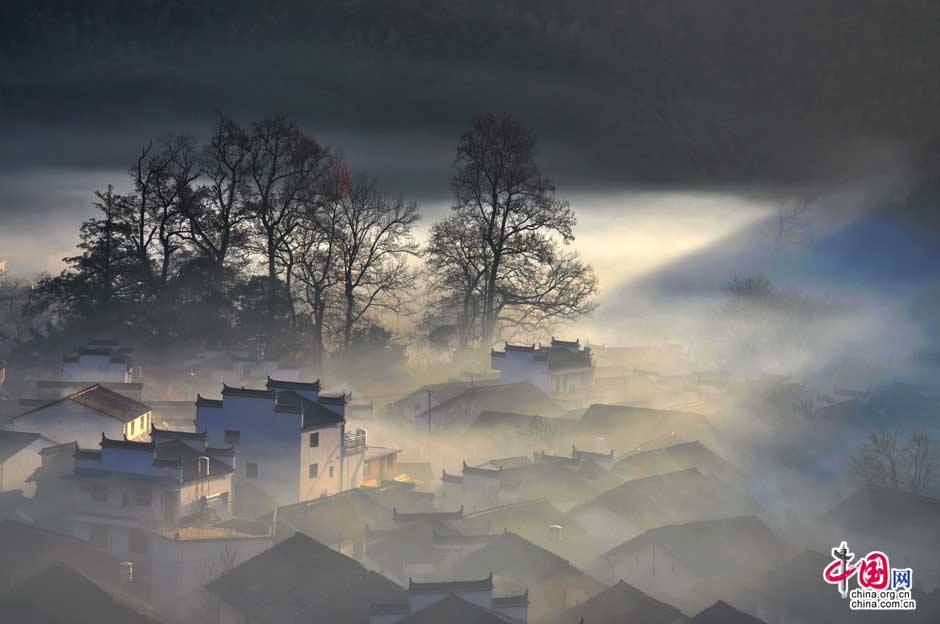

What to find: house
left=0, top=562, right=160, bottom=624
left=392, top=379, right=501, bottom=425
left=570, top=469, right=761, bottom=554
left=461, top=499, right=592, bottom=564
left=196, top=377, right=347, bottom=505
left=0, top=429, right=54, bottom=496
left=690, top=601, right=767, bottom=624
left=536, top=580, right=686, bottom=624
left=575, top=404, right=718, bottom=451
left=184, top=351, right=300, bottom=393
left=612, top=440, right=744, bottom=482
left=6, top=384, right=152, bottom=447
left=460, top=452, right=622, bottom=512
left=445, top=531, right=605, bottom=620
left=363, top=509, right=480, bottom=583
left=817, top=485, right=940, bottom=591
left=360, top=445, right=402, bottom=487
left=206, top=532, right=405, bottom=624
left=414, top=382, right=562, bottom=432
left=395, top=461, right=436, bottom=491
left=371, top=576, right=528, bottom=624
left=51, top=427, right=271, bottom=620
left=62, top=340, right=137, bottom=383
left=270, top=481, right=435, bottom=558
left=0, top=519, right=123, bottom=591
left=586, top=516, right=795, bottom=614
left=35, top=379, right=144, bottom=401
left=468, top=410, right=563, bottom=437
left=490, top=339, right=594, bottom=397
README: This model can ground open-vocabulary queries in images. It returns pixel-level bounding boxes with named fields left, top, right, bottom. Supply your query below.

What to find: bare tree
left=335, top=179, right=420, bottom=352
left=447, top=113, right=597, bottom=344
left=904, top=432, right=936, bottom=495
left=425, top=214, right=489, bottom=349
left=293, top=159, right=350, bottom=368
left=183, top=115, right=252, bottom=277
left=243, top=117, right=330, bottom=323
left=0, top=277, right=33, bottom=343
left=850, top=430, right=937, bottom=495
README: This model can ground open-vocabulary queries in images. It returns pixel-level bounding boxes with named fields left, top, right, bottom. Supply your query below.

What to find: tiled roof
left=462, top=462, right=501, bottom=478
left=221, top=384, right=274, bottom=399
left=394, top=594, right=514, bottom=624
left=690, top=600, right=768, bottom=624
left=0, top=430, right=43, bottom=463
left=266, top=376, right=321, bottom=392
left=206, top=533, right=404, bottom=623
left=16, top=385, right=150, bottom=423
left=99, top=433, right=155, bottom=451
left=155, top=439, right=234, bottom=482
left=275, top=390, right=345, bottom=428
left=150, top=424, right=207, bottom=441
left=491, top=591, right=529, bottom=608
left=407, top=574, right=492, bottom=594
left=540, top=580, right=685, bottom=624
left=0, top=520, right=121, bottom=592
left=195, top=394, right=223, bottom=408
left=441, top=469, right=463, bottom=484
left=393, top=506, right=462, bottom=522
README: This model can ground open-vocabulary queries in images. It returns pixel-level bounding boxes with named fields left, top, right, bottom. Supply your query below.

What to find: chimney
left=120, top=561, right=134, bottom=585
left=549, top=524, right=563, bottom=542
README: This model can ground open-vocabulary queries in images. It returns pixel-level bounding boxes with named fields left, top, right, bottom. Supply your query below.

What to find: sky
left=2, top=1, right=939, bottom=384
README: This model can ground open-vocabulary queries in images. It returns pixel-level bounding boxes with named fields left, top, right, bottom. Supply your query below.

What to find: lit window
left=309, top=432, right=319, bottom=447
left=309, top=463, right=318, bottom=478
left=246, top=462, right=258, bottom=479
left=224, top=430, right=241, bottom=446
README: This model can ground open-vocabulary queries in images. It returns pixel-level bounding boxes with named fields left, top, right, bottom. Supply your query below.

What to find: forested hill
left=2, top=0, right=939, bottom=186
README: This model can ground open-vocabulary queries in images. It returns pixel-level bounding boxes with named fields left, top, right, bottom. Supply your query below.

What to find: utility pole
left=426, top=390, right=433, bottom=462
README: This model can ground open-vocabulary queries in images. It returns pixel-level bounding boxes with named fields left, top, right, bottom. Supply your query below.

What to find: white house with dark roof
left=491, top=338, right=594, bottom=397
left=5, top=384, right=152, bottom=447
left=196, top=377, right=348, bottom=505
left=61, top=340, right=136, bottom=383
left=55, top=427, right=270, bottom=621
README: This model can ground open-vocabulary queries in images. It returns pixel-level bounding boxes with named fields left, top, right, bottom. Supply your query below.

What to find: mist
left=2, top=2, right=940, bottom=624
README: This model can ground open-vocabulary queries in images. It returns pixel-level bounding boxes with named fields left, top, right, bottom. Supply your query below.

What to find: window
left=386, top=456, right=394, bottom=468
left=329, top=465, right=334, bottom=478
left=129, top=528, right=149, bottom=555
left=309, top=463, right=318, bottom=478
left=246, top=462, right=258, bottom=479
left=363, top=462, right=371, bottom=476
left=134, top=488, right=152, bottom=507
left=224, top=429, right=241, bottom=446
left=90, top=524, right=109, bottom=549
left=309, top=432, right=319, bottom=447
left=129, top=420, right=135, bottom=436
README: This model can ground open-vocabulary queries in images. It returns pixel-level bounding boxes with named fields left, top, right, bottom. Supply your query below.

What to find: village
left=3, top=4, right=940, bottom=621
left=0, top=326, right=937, bottom=624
